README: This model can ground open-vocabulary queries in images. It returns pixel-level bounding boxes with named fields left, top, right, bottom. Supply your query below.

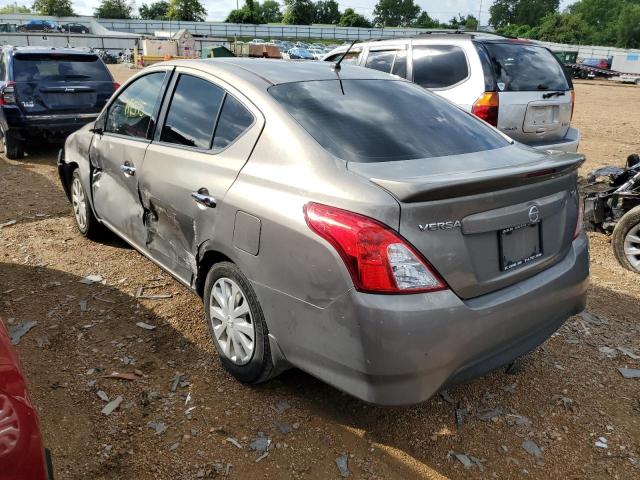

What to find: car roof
left=328, top=32, right=538, bottom=51
left=4, top=46, right=95, bottom=55
left=168, top=57, right=397, bottom=86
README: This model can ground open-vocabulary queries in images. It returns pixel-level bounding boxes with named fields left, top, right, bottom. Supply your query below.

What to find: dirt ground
left=1, top=68, right=640, bottom=480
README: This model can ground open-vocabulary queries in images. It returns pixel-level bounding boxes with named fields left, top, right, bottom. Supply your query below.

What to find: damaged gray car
left=58, top=58, right=589, bottom=405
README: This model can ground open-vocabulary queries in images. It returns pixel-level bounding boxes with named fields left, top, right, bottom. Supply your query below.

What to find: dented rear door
left=138, top=68, right=264, bottom=284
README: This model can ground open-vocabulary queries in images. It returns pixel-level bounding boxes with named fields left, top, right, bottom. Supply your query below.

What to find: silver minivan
left=324, top=33, right=579, bottom=152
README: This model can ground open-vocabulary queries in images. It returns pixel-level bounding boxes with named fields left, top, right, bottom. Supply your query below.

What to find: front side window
left=105, top=72, right=166, bottom=139
left=161, top=74, right=225, bottom=149
left=269, top=79, right=508, bottom=163
left=412, top=45, right=469, bottom=89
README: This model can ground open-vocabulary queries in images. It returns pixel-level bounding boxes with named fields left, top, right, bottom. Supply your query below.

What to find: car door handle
left=120, top=164, right=136, bottom=176
left=191, top=191, right=217, bottom=208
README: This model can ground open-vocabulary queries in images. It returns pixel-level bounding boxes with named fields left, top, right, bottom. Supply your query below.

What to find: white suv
left=323, top=33, right=579, bottom=153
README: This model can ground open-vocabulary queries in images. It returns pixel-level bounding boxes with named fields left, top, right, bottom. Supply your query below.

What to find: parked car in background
left=0, top=318, right=52, bottom=479
left=288, top=48, right=315, bottom=60
left=58, top=58, right=588, bottom=405
left=580, top=57, right=611, bottom=69
left=61, top=23, right=90, bottom=34
left=308, top=48, right=325, bottom=60
left=17, top=20, right=60, bottom=32
left=0, top=23, right=17, bottom=33
left=324, top=33, right=580, bottom=153
left=0, top=46, right=119, bottom=159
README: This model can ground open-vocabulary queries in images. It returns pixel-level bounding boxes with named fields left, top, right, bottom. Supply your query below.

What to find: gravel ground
left=1, top=69, right=640, bottom=479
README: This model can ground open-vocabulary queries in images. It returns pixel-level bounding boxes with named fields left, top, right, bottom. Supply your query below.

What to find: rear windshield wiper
left=64, top=74, right=91, bottom=79
left=542, top=91, right=566, bottom=99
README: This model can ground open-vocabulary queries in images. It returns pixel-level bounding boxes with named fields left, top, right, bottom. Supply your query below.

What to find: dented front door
left=137, top=69, right=264, bottom=284
left=90, top=70, right=169, bottom=246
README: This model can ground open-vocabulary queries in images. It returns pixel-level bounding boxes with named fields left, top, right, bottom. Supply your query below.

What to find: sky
left=3, top=0, right=577, bottom=25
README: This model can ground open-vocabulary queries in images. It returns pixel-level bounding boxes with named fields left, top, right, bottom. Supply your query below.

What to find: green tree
left=167, top=0, right=207, bottom=21
left=528, top=12, right=593, bottom=44
left=32, top=0, right=74, bottom=16
left=260, top=0, right=282, bottom=23
left=373, top=0, right=420, bottom=27
left=338, top=8, right=371, bottom=27
left=282, top=0, right=314, bottom=25
left=139, top=1, right=169, bottom=19
left=314, top=0, right=340, bottom=24
left=616, top=3, right=640, bottom=48
left=94, top=0, right=133, bottom=18
left=0, top=3, right=31, bottom=14
left=489, top=0, right=559, bottom=28
left=413, top=11, right=440, bottom=28
left=226, top=0, right=264, bottom=24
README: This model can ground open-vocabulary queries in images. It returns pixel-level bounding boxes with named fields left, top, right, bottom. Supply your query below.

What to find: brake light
left=574, top=194, right=584, bottom=239
left=0, top=81, right=16, bottom=105
left=471, top=91, right=499, bottom=127
left=304, top=203, right=446, bottom=294
left=570, top=89, right=576, bottom=121
left=113, top=82, right=120, bottom=91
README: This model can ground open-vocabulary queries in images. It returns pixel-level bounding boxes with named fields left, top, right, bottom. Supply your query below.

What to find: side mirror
left=91, top=116, right=105, bottom=135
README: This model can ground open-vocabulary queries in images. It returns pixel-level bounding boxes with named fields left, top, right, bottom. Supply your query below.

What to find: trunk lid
left=12, top=52, right=113, bottom=115
left=348, top=145, right=584, bottom=299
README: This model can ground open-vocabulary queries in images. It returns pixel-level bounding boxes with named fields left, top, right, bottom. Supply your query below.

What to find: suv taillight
left=304, top=203, right=447, bottom=294
left=570, top=89, right=576, bottom=121
left=113, top=82, right=120, bottom=92
left=471, top=91, right=499, bottom=127
left=0, top=81, right=16, bottom=105
left=574, top=194, right=584, bottom=240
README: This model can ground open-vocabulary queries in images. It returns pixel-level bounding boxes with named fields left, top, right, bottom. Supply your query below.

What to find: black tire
left=3, top=132, right=24, bottom=160
left=612, top=206, right=640, bottom=273
left=204, top=262, right=274, bottom=384
left=70, top=169, right=104, bottom=240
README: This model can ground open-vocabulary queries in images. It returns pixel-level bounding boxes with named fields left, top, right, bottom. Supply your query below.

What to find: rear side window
left=365, top=50, right=407, bottom=78
left=161, top=75, right=225, bottom=149
left=412, top=45, right=468, bottom=89
left=325, top=51, right=361, bottom=65
left=12, top=54, right=111, bottom=82
left=269, top=79, right=508, bottom=163
left=483, top=43, right=570, bottom=91
left=212, top=95, right=254, bottom=150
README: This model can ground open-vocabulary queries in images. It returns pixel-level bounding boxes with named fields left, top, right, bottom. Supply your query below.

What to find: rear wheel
left=70, top=170, right=103, bottom=239
left=204, top=262, right=274, bottom=384
left=612, top=206, right=640, bottom=273
left=1, top=130, right=24, bottom=160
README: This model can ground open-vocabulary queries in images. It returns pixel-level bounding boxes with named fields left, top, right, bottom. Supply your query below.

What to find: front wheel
left=612, top=206, right=640, bottom=273
left=204, top=262, right=274, bottom=384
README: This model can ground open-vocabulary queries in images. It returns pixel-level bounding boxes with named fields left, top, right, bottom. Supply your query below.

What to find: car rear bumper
left=5, top=113, right=99, bottom=139
left=527, top=127, right=580, bottom=153
left=255, top=234, right=589, bottom=405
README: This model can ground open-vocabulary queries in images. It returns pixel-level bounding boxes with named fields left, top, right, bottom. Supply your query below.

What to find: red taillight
left=574, top=194, right=584, bottom=240
left=304, top=203, right=447, bottom=294
left=471, top=91, right=499, bottom=127
left=570, top=89, right=576, bottom=121
left=113, top=82, right=120, bottom=91
left=0, top=81, right=16, bottom=105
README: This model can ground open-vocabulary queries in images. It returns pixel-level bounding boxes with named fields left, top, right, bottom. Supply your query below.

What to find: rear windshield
left=482, top=43, right=570, bottom=92
left=13, top=54, right=110, bottom=82
left=269, top=79, right=509, bottom=163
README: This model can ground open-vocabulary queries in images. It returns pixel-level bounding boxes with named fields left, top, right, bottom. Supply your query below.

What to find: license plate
left=530, top=106, right=552, bottom=125
left=499, top=223, right=543, bottom=271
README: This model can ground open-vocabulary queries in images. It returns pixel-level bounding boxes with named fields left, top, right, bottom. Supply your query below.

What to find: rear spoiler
left=370, top=153, right=585, bottom=202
